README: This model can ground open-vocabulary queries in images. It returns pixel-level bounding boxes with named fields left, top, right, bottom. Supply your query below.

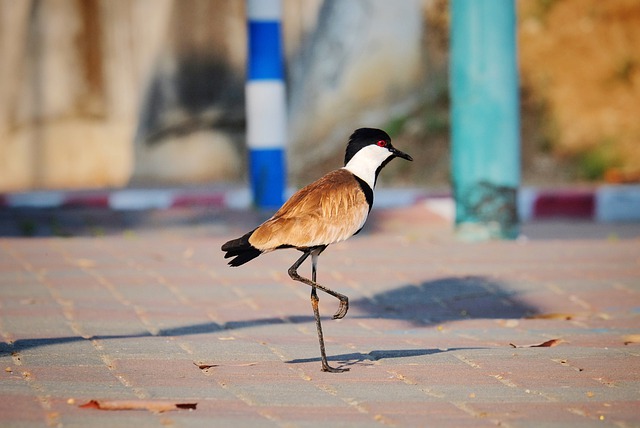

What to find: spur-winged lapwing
left=222, top=128, right=412, bottom=372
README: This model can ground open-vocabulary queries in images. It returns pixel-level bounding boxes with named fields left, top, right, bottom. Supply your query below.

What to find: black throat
left=374, top=156, right=394, bottom=187
left=353, top=175, right=374, bottom=213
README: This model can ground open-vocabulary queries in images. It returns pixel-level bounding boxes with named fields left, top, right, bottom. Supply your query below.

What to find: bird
left=221, top=128, right=412, bottom=372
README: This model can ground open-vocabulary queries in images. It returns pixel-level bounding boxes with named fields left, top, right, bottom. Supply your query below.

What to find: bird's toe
left=332, top=299, right=349, bottom=319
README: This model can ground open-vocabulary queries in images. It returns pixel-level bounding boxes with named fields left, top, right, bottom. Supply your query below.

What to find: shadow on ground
left=0, top=207, right=269, bottom=237
left=353, top=276, right=536, bottom=325
left=3, top=206, right=640, bottom=239
left=285, top=276, right=535, bottom=368
left=1, top=276, right=536, bottom=365
left=286, top=348, right=483, bottom=370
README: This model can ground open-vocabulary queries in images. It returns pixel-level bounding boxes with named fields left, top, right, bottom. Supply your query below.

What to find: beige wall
left=3, top=0, right=637, bottom=192
left=0, top=0, right=330, bottom=190
left=0, top=0, right=173, bottom=190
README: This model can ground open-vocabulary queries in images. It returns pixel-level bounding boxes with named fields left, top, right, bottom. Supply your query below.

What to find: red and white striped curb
left=1, top=185, right=639, bottom=222
left=0, top=188, right=250, bottom=211
left=518, top=185, right=640, bottom=222
left=426, top=185, right=640, bottom=223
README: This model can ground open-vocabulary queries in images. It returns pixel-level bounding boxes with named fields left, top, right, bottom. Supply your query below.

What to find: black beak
left=391, top=147, right=413, bottom=161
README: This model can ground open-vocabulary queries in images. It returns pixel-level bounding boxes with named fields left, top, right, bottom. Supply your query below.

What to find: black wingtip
left=225, top=247, right=262, bottom=267
left=221, top=229, right=262, bottom=267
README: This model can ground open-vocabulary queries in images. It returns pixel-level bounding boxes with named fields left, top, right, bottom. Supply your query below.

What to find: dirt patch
left=386, top=0, right=640, bottom=187
left=518, top=0, right=640, bottom=181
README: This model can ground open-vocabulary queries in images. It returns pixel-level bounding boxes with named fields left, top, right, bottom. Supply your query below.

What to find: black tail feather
left=221, top=229, right=262, bottom=267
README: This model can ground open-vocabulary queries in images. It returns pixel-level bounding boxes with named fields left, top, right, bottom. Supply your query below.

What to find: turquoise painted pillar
left=450, top=0, right=520, bottom=240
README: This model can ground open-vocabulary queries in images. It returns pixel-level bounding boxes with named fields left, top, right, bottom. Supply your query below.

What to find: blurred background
left=1, top=0, right=639, bottom=193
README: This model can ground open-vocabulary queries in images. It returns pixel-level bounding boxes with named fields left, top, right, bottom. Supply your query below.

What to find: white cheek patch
left=343, top=145, right=393, bottom=189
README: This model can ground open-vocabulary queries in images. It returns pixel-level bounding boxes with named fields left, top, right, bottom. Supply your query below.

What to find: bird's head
left=344, top=128, right=413, bottom=166
left=343, top=128, right=413, bottom=188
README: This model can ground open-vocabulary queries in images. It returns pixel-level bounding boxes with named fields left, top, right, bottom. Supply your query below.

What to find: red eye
left=376, top=140, right=387, bottom=147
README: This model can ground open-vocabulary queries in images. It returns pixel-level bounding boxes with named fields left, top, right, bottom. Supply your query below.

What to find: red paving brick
left=1, top=205, right=639, bottom=427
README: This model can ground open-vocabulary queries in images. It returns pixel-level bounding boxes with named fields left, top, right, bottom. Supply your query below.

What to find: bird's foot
left=332, top=298, right=349, bottom=319
left=322, top=362, right=349, bottom=373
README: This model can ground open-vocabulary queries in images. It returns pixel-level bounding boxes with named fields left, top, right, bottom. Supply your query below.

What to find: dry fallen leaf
left=194, top=361, right=257, bottom=370
left=183, top=247, right=194, bottom=259
left=509, top=339, right=564, bottom=348
left=526, top=313, right=575, bottom=321
left=80, top=400, right=196, bottom=413
left=503, top=319, right=519, bottom=328
left=73, top=258, right=97, bottom=268
left=194, top=362, right=218, bottom=370
left=623, top=334, right=640, bottom=345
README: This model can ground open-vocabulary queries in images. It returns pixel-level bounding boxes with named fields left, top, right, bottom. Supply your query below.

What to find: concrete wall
left=0, top=0, right=425, bottom=191
left=5, top=0, right=636, bottom=191
left=0, top=0, right=173, bottom=190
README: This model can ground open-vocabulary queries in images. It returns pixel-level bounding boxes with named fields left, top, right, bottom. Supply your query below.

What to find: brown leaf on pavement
left=73, top=258, right=97, bottom=268
left=79, top=400, right=196, bottom=413
left=509, top=339, right=564, bottom=348
left=623, top=334, right=640, bottom=345
left=526, top=313, right=576, bottom=320
left=194, top=361, right=257, bottom=370
left=194, top=361, right=219, bottom=370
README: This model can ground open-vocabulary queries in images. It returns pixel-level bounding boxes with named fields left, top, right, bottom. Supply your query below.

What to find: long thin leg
left=289, top=250, right=349, bottom=373
left=311, top=252, right=349, bottom=373
left=288, top=251, right=349, bottom=319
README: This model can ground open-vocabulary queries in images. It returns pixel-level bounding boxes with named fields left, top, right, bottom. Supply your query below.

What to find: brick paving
left=0, top=203, right=639, bottom=427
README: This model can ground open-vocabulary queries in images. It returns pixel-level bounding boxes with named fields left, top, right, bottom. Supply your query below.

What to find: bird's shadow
left=285, top=275, right=534, bottom=368
left=1, top=276, right=536, bottom=365
left=286, top=347, right=479, bottom=370
left=352, top=275, right=536, bottom=325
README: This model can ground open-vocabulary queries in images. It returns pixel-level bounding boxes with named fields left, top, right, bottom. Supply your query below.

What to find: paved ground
left=0, top=203, right=639, bottom=427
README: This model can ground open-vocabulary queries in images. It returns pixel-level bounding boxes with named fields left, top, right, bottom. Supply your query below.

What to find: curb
left=1, top=185, right=639, bottom=222
left=518, top=185, right=640, bottom=222
left=0, top=187, right=251, bottom=211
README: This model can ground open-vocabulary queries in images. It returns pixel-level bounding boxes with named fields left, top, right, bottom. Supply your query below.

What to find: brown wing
left=249, top=169, right=370, bottom=251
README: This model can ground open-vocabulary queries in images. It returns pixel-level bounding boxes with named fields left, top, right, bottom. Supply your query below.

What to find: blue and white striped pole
left=246, top=0, right=286, bottom=209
